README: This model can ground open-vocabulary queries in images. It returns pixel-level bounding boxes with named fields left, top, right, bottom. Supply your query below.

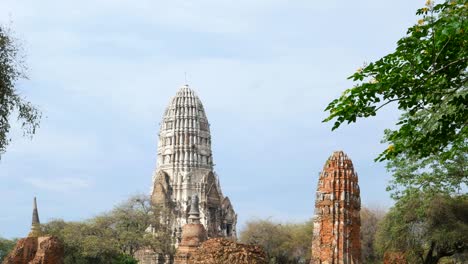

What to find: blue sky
left=0, top=0, right=424, bottom=239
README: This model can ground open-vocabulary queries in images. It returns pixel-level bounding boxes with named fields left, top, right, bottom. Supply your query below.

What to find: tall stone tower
left=151, top=84, right=237, bottom=243
left=311, top=151, right=361, bottom=264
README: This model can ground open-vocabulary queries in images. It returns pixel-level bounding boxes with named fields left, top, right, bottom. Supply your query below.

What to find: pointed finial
left=32, top=197, right=39, bottom=225
left=29, top=197, right=42, bottom=237
left=184, top=72, right=188, bottom=85
left=188, top=194, right=200, bottom=224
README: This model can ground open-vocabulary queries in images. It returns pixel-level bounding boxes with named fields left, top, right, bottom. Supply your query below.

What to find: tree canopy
left=360, top=207, right=386, bottom=263
left=323, top=0, right=467, bottom=162
left=42, top=195, right=173, bottom=264
left=239, top=218, right=313, bottom=264
left=0, top=25, right=40, bottom=157
left=0, top=237, right=17, bottom=262
left=386, top=131, right=467, bottom=199
left=375, top=192, right=468, bottom=264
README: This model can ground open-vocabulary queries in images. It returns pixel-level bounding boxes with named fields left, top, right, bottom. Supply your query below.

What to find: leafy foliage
left=375, top=192, right=468, bottom=264
left=0, top=25, right=40, bottom=157
left=0, top=237, right=17, bottom=262
left=240, top=218, right=313, bottom=264
left=386, top=132, right=467, bottom=199
left=42, top=195, right=173, bottom=264
left=323, top=0, right=467, bottom=162
left=44, top=220, right=122, bottom=264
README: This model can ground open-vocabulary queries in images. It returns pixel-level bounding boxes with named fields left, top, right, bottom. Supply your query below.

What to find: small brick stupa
left=310, top=151, right=361, bottom=264
left=2, top=197, right=64, bottom=264
left=173, top=196, right=268, bottom=264
left=174, top=194, right=207, bottom=264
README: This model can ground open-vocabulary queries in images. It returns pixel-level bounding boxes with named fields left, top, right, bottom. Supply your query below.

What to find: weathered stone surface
left=149, top=85, right=237, bottom=244
left=30, top=237, right=64, bottom=264
left=136, top=249, right=169, bottom=264
left=2, top=237, right=37, bottom=264
left=2, top=236, right=63, bottom=264
left=188, top=238, right=268, bottom=264
left=179, top=224, right=207, bottom=247
left=311, top=151, right=361, bottom=264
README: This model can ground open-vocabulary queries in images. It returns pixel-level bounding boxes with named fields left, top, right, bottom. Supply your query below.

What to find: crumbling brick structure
left=174, top=195, right=208, bottom=264
left=311, top=151, right=361, bottom=264
left=3, top=236, right=64, bottom=264
left=2, top=197, right=64, bottom=264
left=174, top=195, right=266, bottom=264
left=189, top=238, right=267, bottom=264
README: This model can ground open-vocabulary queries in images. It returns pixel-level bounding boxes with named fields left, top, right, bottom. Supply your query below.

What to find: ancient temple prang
left=150, top=84, right=237, bottom=244
left=311, top=151, right=361, bottom=264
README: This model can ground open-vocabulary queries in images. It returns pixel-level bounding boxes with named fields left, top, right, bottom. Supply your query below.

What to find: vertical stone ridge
left=311, top=151, right=361, bottom=264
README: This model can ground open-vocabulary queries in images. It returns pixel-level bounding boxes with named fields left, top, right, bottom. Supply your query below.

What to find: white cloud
left=23, top=177, right=92, bottom=193
left=6, top=123, right=101, bottom=162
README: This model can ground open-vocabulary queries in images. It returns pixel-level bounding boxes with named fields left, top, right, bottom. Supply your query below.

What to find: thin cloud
left=23, top=177, right=92, bottom=193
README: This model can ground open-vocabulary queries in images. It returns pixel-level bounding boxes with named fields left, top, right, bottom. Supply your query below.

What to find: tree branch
left=433, top=37, right=452, bottom=68
left=432, top=57, right=468, bottom=75
left=375, top=98, right=401, bottom=112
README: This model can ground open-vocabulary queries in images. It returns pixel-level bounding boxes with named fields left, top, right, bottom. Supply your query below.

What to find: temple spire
left=28, top=197, right=42, bottom=237
left=157, top=84, right=213, bottom=170
left=150, top=84, right=237, bottom=246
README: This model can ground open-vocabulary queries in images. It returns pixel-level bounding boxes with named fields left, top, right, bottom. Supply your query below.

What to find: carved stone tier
left=151, top=85, right=237, bottom=245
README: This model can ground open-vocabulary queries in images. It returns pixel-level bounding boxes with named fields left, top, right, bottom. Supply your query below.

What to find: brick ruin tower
left=311, top=151, right=361, bottom=264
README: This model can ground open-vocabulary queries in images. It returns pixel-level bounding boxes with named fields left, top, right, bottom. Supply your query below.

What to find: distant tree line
left=1, top=194, right=465, bottom=264
left=43, top=195, right=173, bottom=264
left=238, top=207, right=385, bottom=264
left=0, top=195, right=173, bottom=264
left=239, top=218, right=313, bottom=264
left=0, top=238, right=17, bottom=261
left=239, top=196, right=467, bottom=264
